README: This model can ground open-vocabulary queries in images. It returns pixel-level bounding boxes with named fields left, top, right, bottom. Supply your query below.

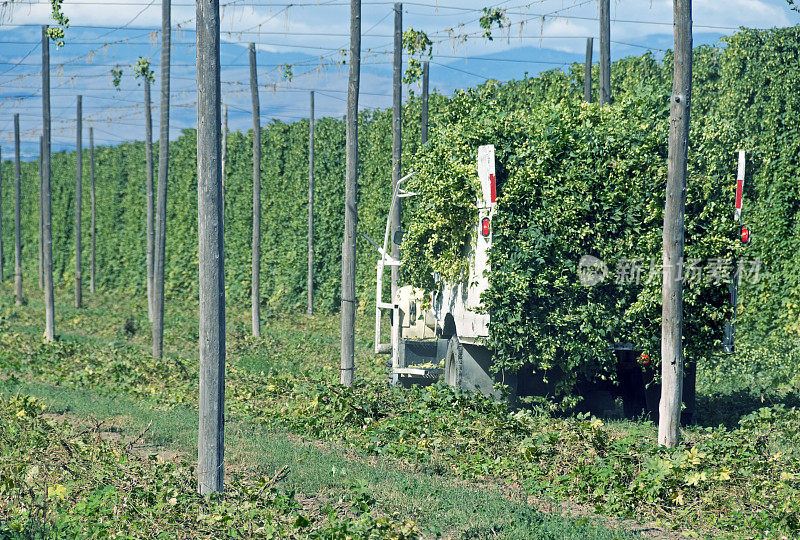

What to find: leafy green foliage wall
left=402, top=25, right=800, bottom=380
left=0, top=94, right=441, bottom=316
left=403, top=87, right=737, bottom=385
left=1, top=26, right=797, bottom=375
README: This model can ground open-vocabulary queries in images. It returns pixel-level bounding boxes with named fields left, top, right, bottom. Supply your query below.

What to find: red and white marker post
left=734, top=150, right=745, bottom=222
left=725, top=150, right=746, bottom=353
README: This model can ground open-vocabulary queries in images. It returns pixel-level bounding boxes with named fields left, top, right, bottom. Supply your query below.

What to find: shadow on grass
left=694, top=390, right=800, bottom=429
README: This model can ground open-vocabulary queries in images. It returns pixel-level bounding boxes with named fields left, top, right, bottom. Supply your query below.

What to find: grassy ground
left=0, top=283, right=635, bottom=539
left=2, top=282, right=799, bottom=537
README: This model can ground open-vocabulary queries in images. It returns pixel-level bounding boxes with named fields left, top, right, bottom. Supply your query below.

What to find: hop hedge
left=402, top=26, right=800, bottom=381
left=403, top=90, right=738, bottom=383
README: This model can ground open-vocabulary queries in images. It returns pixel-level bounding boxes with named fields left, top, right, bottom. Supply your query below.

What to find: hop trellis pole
left=196, top=0, right=226, bottom=496
left=14, top=114, right=22, bottom=306
left=659, top=0, right=693, bottom=448
left=75, top=95, right=83, bottom=309
left=153, top=0, right=171, bottom=359
left=42, top=25, right=55, bottom=341
left=308, top=90, right=314, bottom=316
left=341, top=0, right=361, bottom=387
left=249, top=42, right=262, bottom=338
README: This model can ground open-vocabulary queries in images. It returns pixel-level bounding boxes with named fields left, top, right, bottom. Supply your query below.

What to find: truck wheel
left=444, top=335, right=463, bottom=388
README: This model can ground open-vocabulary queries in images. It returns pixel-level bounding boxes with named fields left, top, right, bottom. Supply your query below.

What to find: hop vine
left=402, top=28, right=433, bottom=84
left=478, top=7, right=509, bottom=41
left=133, top=57, right=155, bottom=86
left=46, top=0, right=69, bottom=48
left=110, top=66, right=123, bottom=91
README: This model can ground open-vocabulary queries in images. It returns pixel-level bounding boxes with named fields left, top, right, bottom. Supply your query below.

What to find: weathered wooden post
left=0, top=146, right=4, bottom=284
left=145, top=71, right=154, bottom=318
left=38, top=136, right=43, bottom=291
left=308, top=90, right=314, bottom=316
left=584, top=37, right=593, bottom=103
left=75, top=95, right=83, bottom=308
left=421, top=61, right=429, bottom=144
left=153, top=0, right=171, bottom=359
left=249, top=42, right=261, bottom=338
left=391, top=2, right=402, bottom=301
left=197, top=0, right=226, bottom=495
left=659, top=0, right=692, bottom=448
left=14, top=115, right=22, bottom=305
left=341, top=0, right=361, bottom=387
left=599, top=0, right=611, bottom=105
left=90, top=127, right=96, bottom=293
left=42, top=25, right=55, bottom=341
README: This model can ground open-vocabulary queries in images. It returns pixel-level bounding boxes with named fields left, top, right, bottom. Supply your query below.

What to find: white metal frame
left=371, top=173, right=417, bottom=368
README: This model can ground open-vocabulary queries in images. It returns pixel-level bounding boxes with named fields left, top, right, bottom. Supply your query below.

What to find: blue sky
left=0, top=0, right=796, bottom=158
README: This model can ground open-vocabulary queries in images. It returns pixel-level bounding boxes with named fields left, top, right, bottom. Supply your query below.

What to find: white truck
left=370, top=145, right=515, bottom=399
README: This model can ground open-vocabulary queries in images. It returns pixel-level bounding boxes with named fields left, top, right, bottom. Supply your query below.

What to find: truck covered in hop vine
left=369, top=98, right=743, bottom=421
left=370, top=143, right=693, bottom=418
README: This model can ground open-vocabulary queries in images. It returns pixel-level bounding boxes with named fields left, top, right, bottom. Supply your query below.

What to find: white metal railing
left=364, top=172, right=417, bottom=367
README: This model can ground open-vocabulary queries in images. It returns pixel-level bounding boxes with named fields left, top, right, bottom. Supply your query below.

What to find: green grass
left=3, top=281, right=800, bottom=537
left=0, top=391, right=419, bottom=538
left=0, top=282, right=632, bottom=538
left=0, top=380, right=630, bottom=539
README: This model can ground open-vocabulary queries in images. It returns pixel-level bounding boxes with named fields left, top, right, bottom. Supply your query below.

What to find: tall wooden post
left=153, top=0, right=171, bottom=359
left=38, top=135, right=43, bottom=290
left=249, top=42, right=261, bottom=338
left=145, top=74, right=154, bottom=319
left=90, top=127, right=96, bottom=293
left=42, top=26, right=55, bottom=341
left=421, top=61, right=429, bottom=144
left=341, top=0, right=361, bottom=387
left=14, top=115, right=23, bottom=305
left=599, top=0, right=611, bottom=105
left=391, top=2, right=402, bottom=301
left=196, top=0, right=226, bottom=495
left=584, top=37, right=593, bottom=103
left=659, top=0, right=692, bottom=448
left=307, top=90, right=314, bottom=316
left=75, top=95, right=83, bottom=309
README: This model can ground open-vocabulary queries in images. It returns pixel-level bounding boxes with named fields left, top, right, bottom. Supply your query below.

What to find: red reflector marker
left=735, top=179, right=744, bottom=211
left=481, top=217, right=491, bottom=237
left=740, top=226, right=750, bottom=244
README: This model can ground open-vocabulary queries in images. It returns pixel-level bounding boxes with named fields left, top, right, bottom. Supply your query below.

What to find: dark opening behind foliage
left=1, top=26, right=798, bottom=377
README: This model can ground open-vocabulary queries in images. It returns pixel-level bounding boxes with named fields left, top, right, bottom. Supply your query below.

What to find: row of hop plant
left=2, top=26, right=799, bottom=383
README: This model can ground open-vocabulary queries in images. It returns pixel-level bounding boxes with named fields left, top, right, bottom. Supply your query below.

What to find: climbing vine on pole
left=134, top=57, right=155, bottom=84
left=402, top=28, right=432, bottom=84
left=46, top=0, right=69, bottom=48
